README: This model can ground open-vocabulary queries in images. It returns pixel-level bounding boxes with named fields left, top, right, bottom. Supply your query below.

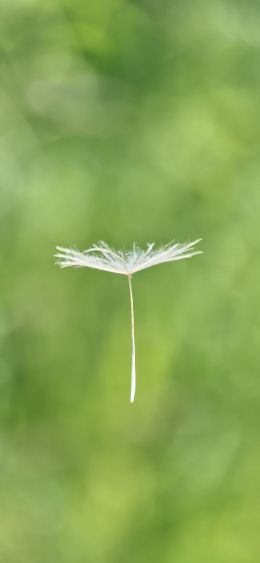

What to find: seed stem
left=128, top=274, right=136, bottom=403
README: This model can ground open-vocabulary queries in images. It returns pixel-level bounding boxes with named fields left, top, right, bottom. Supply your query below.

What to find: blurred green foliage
left=1, top=0, right=260, bottom=561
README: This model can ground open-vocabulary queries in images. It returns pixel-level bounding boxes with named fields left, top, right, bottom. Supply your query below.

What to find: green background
left=1, top=1, right=260, bottom=561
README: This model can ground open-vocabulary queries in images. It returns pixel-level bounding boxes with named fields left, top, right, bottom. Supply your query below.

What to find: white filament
left=128, top=275, right=136, bottom=403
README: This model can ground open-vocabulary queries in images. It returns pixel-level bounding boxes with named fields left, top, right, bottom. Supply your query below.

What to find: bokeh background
left=1, top=0, right=260, bottom=561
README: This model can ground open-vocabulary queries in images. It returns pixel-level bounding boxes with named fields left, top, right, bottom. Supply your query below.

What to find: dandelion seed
left=55, top=239, right=202, bottom=403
